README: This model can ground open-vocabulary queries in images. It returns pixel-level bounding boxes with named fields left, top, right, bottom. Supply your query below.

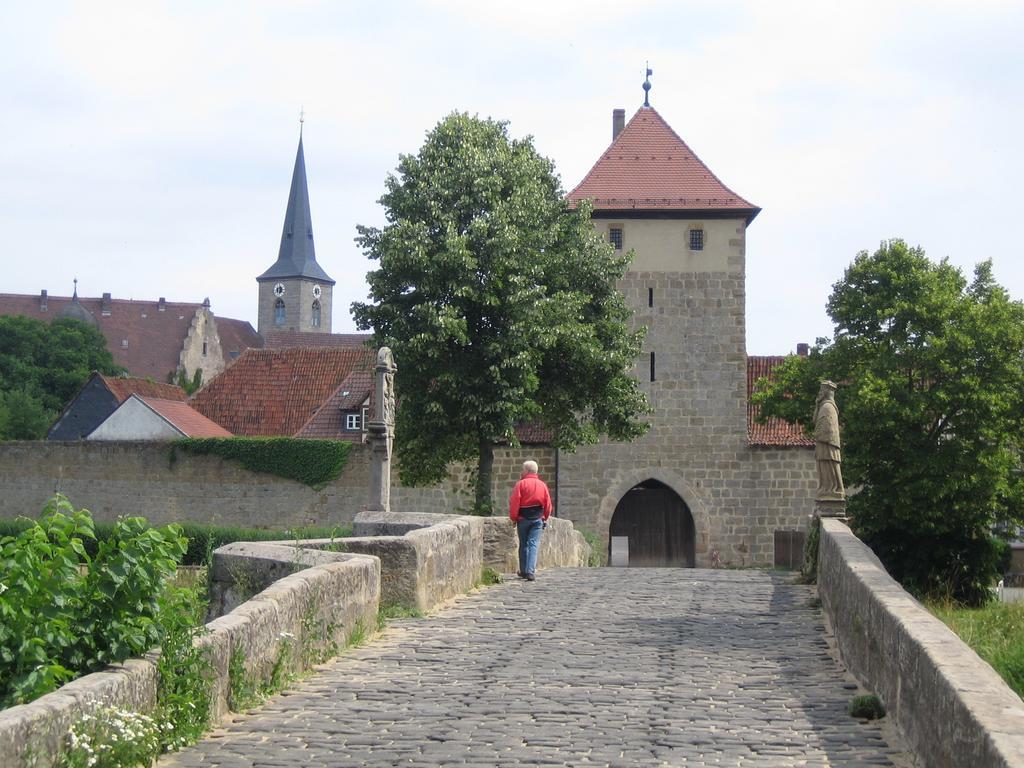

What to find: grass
left=927, top=599, right=1024, bottom=699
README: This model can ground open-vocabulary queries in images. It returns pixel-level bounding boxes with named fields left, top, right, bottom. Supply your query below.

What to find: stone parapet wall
left=818, top=518, right=1024, bottom=768
left=481, top=517, right=591, bottom=573
left=0, top=549, right=380, bottom=768
left=0, top=442, right=553, bottom=529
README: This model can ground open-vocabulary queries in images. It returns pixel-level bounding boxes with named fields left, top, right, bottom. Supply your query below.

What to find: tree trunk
left=475, top=435, right=494, bottom=515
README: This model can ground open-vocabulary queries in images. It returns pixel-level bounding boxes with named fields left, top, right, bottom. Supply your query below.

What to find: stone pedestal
left=814, top=499, right=847, bottom=519
left=366, top=347, right=397, bottom=513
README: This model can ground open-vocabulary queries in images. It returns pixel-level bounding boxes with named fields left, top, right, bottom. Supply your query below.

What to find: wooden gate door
left=608, top=481, right=695, bottom=567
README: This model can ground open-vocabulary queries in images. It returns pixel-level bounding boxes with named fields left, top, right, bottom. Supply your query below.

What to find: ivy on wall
left=175, top=437, right=352, bottom=490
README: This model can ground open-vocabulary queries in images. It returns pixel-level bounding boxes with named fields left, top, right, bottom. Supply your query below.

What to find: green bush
left=175, top=437, right=352, bottom=489
left=0, top=495, right=186, bottom=706
left=848, top=694, right=886, bottom=720
left=0, top=518, right=353, bottom=567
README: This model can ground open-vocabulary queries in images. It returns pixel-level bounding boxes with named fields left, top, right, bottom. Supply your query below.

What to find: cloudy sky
left=2, top=1, right=1022, bottom=354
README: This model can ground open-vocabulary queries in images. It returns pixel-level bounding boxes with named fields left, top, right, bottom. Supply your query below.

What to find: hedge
left=0, top=518, right=352, bottom=566
left=173, top=437, right=352, bottom=489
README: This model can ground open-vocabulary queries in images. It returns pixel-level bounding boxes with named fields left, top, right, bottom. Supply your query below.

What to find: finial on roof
left=73, top=277, right=78, bottom=298
left=643, top=63, right=653, bottom=107
left=299, top=106, right=305, bottom=137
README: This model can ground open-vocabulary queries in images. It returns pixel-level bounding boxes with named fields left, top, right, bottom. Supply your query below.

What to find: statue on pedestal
left=814, top=380, right=845, bottom=505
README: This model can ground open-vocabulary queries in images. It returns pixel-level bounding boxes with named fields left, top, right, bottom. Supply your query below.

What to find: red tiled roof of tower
left=296, top=371, right=374, bottom=440
left=216, top=317, right=263, bottom=361
left=262, top=331, right=372, bottom=349
left=97, top=373, right=186, bottom=404
left=189, top=347, right=376, bottom=437
left=138, top=396, right=232, bottom=437
left=0, top=292, right=205, bottom=379
left=747, top=356, right=813, bottom=447
left=568, top=107, right=759, bottom=221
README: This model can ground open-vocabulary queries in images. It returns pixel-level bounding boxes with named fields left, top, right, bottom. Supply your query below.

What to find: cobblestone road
left=161, top=568, right=906, bottom=767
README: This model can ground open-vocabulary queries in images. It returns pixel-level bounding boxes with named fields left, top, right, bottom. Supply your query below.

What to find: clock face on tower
left=273, top=283, right=285, bottom=297
left=312, top=284, right=322, bottom=299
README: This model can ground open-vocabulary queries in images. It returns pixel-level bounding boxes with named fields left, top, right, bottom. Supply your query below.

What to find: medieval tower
left=257, top=130, right=336, bottom=335
left=558, top=94, right=815, bottom=567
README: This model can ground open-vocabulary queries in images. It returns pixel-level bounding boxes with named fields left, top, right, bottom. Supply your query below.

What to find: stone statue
left=814, top=380, right=845, bottom=502
left=367, top=347, right=397, bottom=512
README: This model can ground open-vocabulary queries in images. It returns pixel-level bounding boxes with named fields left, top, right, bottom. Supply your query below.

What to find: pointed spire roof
left=568, top=107, right=760, bottom=223
left=258, top=135, right=335, bottom=284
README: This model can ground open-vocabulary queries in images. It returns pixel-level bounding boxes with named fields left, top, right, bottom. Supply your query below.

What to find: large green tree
left=352, top=113, right=650, bottom=513
left=0, top=315, right=122, bottom=439
left=755, top=240, right=1024, bottom=604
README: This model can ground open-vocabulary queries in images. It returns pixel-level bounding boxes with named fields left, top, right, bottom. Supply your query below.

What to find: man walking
left=509, top=460, right=553, bottom=581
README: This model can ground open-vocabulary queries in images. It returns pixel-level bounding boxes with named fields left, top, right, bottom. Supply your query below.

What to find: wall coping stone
left=818, top=518, right=1024, bottom=768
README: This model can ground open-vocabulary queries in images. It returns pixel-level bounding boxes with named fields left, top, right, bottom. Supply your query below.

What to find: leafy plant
left=848, top=694, right=886, bottom=720
left=0, top=495, right=186, bottom=706
left=60, top=706, right=164, bottom=768
left=175, top=437, right=352, bottom=489
left=579, top=529, right=607, bottom=567
left=478, top=567, right=501, bottom=586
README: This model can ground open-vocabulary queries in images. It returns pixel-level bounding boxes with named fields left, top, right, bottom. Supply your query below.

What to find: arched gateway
left=608, top=479, right=695, bottom=567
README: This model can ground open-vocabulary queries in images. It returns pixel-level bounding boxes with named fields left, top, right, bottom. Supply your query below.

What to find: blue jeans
left=517, top=518, right=543, bottom=575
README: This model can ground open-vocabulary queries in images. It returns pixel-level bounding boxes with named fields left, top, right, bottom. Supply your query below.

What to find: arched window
left=274, top=298, right=286, bottom=326
left=311, top=300, right=321, bottom=328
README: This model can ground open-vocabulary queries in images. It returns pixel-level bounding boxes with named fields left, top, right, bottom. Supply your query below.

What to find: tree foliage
left=352, top=113, right=649, bottom=512
left=0, top=315, right=122, bottom=438
left=754, top=240, right=1024, bottom=605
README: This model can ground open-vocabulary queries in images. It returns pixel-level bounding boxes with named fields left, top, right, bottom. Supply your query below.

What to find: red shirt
left=508, top=472, right=553, bottom=522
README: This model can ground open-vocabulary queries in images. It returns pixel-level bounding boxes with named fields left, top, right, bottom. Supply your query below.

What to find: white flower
left=279, top=631, right=295, bottom=640
left=0, top=582, right=7, bottom=594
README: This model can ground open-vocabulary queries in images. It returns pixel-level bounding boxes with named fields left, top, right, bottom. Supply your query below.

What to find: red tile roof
left=296, top=370, right=373, bottom=440
left=747, top=356, right=813, bottom=447
left=98, top=373, right=186, bottom=403
left=0, top=293, right=262, bottom=380
left=514, top=421, right=554, bottom=445
left=189, top=347, right=376, bottom=437
left=137, top=396, right=232, bottom=437
left=568, top=107, right=759, bottom=221
left=262, top=331, right=371, bottom=349
left=216, top=317, right=263, bottom=361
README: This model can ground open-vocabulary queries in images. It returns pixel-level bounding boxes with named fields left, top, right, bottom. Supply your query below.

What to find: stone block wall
left=0, top=442, right=554, bottom=531
left=481, top=517, right=591, bottom=573
left=818, top=519, right=1024, bottom=768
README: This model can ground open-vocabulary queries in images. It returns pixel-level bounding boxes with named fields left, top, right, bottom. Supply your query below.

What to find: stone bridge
left=161, top=567, right=906, bottom=767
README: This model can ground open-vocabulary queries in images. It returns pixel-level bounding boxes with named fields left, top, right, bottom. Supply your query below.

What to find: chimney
left=612, top=108, right=625, bottom=140
left=796, top=343, right=809, bottom=357
left=101, top=292, right=112, bottom=316
left=39, top=289, right=48, bottom=311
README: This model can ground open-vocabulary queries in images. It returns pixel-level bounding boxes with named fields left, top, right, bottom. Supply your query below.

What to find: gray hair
left=522, top=460, right=539, bottom=474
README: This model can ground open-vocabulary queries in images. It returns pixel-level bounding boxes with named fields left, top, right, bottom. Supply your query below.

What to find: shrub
left=0, top=495, right=186, bottom=706
left=848, top=694, right=886, bottom=720
left=175, top=437, right=352, bottom=489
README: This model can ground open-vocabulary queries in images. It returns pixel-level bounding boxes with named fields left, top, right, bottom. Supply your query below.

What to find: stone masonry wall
left=0, top=441, right=555, bottom=529
left=556, top=224, right=818, bottom=566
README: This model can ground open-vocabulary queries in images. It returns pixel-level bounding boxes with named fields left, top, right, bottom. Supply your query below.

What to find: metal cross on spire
left=72, top=277, right=78, bottom=298
left=643, top=63, right=653, bottom=107
left=299, top=106, right=305, bottom=137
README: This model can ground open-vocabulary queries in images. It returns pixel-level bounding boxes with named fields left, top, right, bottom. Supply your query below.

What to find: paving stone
left=159, top=568, right=906, bottom=767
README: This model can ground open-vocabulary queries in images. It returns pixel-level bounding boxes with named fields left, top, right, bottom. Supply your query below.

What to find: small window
left=274, top=298, right=285, bottom=326
left=345, top=412, right=362, bottom=431
left=648, top=287, right=653, bottom=308
left=650, top=351, right=656, bottom=382
left=689, top=228, right=704, bottom=251
left=120, top=339, right=129, bottom=348
left=609, top=226, right=623, bottom=250
left=311, top=300, right=321, bottom=328
left=202, top=340, right=208, bottom=357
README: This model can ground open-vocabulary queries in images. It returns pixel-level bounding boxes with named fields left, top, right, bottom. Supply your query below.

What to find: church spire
left=257, top=130, right=335, bottom=284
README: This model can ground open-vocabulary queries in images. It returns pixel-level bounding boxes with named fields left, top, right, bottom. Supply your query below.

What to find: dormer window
left=344, top=412, right=362, bottom=431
